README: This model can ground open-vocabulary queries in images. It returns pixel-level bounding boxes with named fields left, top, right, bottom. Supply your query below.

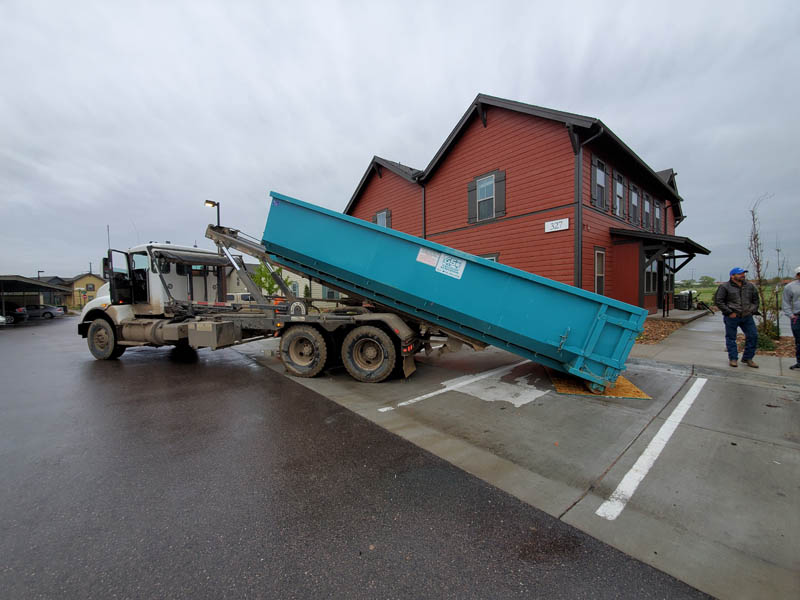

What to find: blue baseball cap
left=729, top=267, right=748, bottom=276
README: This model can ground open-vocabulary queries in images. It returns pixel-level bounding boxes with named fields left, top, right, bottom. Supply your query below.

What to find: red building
left=344, top=94, right=709, bottom=313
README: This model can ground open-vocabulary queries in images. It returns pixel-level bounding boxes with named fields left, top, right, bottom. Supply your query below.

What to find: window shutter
left=467, top=180, right=477, bottom=223
left=590, top=157, right=598, bottom=206
left=623, top=177, right=628, bottom=218
left=604, top=165, right=611, bottom=210
left=494, top=170, right=506, bottom=217
left=371, top=214, right=378, bottom=223
left=386, top=209, right=392, bottom=229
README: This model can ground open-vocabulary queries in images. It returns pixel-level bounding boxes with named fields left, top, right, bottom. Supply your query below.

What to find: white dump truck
left=77, top=235, right=434, bottom=381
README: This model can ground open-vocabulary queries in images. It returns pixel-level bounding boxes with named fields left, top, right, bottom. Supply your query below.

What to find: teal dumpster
left=262, top=192, right=647, bottom=391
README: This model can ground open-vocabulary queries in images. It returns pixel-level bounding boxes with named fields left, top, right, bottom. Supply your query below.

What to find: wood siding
left=424, top=107, right=576, bottom=283
left=350, top=169, right=421, bottom=236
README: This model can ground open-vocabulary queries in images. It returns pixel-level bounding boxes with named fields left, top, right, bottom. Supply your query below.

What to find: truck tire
left=341, top=325, right=396, bottom=383
left=87, top=318, right=124, bottom=360
left=280, top=325, right=328, bottom=377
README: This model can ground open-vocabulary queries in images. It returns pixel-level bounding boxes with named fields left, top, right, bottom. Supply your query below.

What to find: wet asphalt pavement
left=0, top=318, right=709, bottom=599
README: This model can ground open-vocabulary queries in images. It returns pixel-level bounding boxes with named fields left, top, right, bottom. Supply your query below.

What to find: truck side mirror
left=102, top=257, right=111, bottom=279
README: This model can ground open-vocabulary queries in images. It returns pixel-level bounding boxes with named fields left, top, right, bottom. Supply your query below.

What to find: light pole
left=204, top=199, right=220, bottom=226
left=205, top=200, right=224, bottom=294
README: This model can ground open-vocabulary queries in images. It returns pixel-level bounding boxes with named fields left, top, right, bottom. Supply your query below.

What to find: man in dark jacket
left=715, top=267, right=760, bottom=368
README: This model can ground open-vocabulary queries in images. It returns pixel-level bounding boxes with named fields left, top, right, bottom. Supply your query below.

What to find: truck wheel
left=280, top=325, right=328, bottom=377
left=341, top=326, right=396, bottom=383
left=87, top=319, right=123, bottom=360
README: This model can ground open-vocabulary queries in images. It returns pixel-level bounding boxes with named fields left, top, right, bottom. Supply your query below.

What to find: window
left=151, top=257, right=171, bottom=274
left=594, top=248, right=605, bottom=295
left=374, top=209, right=391, bottom=228
left=322, top=286, right=339, bottom=300
left=665, top=256, right=675, bottom=292
left=630, top=186, right=640, bottom=223
left=592, top=158, right=607, bottom=209
left=291, top=281, right=299, bottom=296
left=643, top=194, right=652, bottom=229
left=614, top=173, right=625, bottom=218
left=645, top=260, right=658, bottom=294
left=479, top=253, right=499, bottom=262
left=476, top=175, right=495, bottom=221
left=467, top=170, right=506, bottom=223
left=86, top=283, right=95, bottom=291
left=654, top=201, right=663, bottom=232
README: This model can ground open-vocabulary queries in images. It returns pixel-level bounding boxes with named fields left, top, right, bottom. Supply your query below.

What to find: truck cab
left=105, top=243, right=229, bottom=316
left=78, top=243, right=235, bottom=359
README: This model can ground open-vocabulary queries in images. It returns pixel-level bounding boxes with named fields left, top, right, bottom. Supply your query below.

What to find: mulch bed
left=736, top=334, right=796, bottom=358
left=635, top=321, right=684, bottom=344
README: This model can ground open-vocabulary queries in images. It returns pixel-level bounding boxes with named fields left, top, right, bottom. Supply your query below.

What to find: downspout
left=573, top=124, right=605, bottom=288
left=421, top=183, right=426, bottom=239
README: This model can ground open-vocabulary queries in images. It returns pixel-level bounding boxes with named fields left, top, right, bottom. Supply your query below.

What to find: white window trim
left=594, top=249, right=606, bottom=294
left=476, top=174, right=495, bottom=221
left=376, top=210, right=389, bottom=227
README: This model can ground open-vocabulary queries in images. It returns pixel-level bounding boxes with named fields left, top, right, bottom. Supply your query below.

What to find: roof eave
left=419, top=93, right=598, bottom=182
left=344, top=156, right=421, bottom=215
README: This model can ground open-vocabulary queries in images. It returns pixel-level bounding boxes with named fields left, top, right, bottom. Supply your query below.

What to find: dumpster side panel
left=263, top=193, right=647, bottom=388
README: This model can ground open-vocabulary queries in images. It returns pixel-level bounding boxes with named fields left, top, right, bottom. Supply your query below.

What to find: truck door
left=107, top=250, right=133, bottom=305
left=131, top=252, right=149, bottom=303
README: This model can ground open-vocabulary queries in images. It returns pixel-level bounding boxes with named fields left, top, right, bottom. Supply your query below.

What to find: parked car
left=25, top=304, right=64, bottom=319
left=1, top=302, right=28, bottom=324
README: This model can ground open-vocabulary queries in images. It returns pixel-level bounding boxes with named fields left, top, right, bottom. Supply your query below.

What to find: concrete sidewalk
left=630, top=311, right=799, bottom=377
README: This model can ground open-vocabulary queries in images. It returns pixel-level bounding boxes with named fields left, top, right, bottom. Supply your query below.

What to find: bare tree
left=747, top=194, right=777, bottom=340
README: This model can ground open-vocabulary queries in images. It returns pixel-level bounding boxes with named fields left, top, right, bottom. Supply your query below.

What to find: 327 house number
left=545, top=218, right=569, bottom=233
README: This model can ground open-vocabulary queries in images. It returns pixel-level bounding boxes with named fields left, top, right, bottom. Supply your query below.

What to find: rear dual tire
left=341, top=326, right=396, bottom=383
left=280, top=325, right=328, bottom=377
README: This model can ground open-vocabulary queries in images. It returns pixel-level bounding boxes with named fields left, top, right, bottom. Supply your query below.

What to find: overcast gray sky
left=1, top=0, right=798, bottom=282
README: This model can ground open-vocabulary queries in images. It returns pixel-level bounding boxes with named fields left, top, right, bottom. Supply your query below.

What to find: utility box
left=188, top=321, right=236, bottom=349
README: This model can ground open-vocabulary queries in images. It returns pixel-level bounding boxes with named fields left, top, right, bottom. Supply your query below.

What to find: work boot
left=729, top=359, right=738, bottom=367
left=743, top=359, right=759, bottom=368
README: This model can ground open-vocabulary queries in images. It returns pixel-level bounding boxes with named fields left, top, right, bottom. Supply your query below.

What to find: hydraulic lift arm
left=205, top=225, right=297, bottom=303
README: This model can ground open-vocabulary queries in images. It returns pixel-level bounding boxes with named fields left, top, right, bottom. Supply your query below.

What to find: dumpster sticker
left=416, top=247, right=440, bottom=267
left=435, top=253, right=466, bottom=279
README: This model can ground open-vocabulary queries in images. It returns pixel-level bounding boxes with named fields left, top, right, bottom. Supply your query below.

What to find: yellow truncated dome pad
left=546, top=368, right=651, bottom=399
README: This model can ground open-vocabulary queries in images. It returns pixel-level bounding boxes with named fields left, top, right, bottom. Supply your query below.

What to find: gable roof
left=656, top=169, right=679, bottom=194
left=69, top=272, right=106, bottom=282
left=346, top=94, right=686, bottom=222
left=345, top=156, right=422, bottom=214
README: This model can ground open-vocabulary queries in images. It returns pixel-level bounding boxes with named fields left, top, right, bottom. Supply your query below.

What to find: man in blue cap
left=714, top=267, right=760, bottom=367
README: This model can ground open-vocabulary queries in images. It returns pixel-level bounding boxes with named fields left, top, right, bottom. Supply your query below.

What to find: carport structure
left=0, top=275, right=72, bottom=312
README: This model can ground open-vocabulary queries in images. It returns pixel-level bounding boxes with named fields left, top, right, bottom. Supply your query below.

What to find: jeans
left=791, top=314, right=800, bottom=363
left=723, top=315, right=758, bottom=361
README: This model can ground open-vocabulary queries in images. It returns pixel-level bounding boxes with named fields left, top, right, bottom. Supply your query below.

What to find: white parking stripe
left=595, top=377, right=708, bottom=521
left=378, top=360, right=529, bottom=412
